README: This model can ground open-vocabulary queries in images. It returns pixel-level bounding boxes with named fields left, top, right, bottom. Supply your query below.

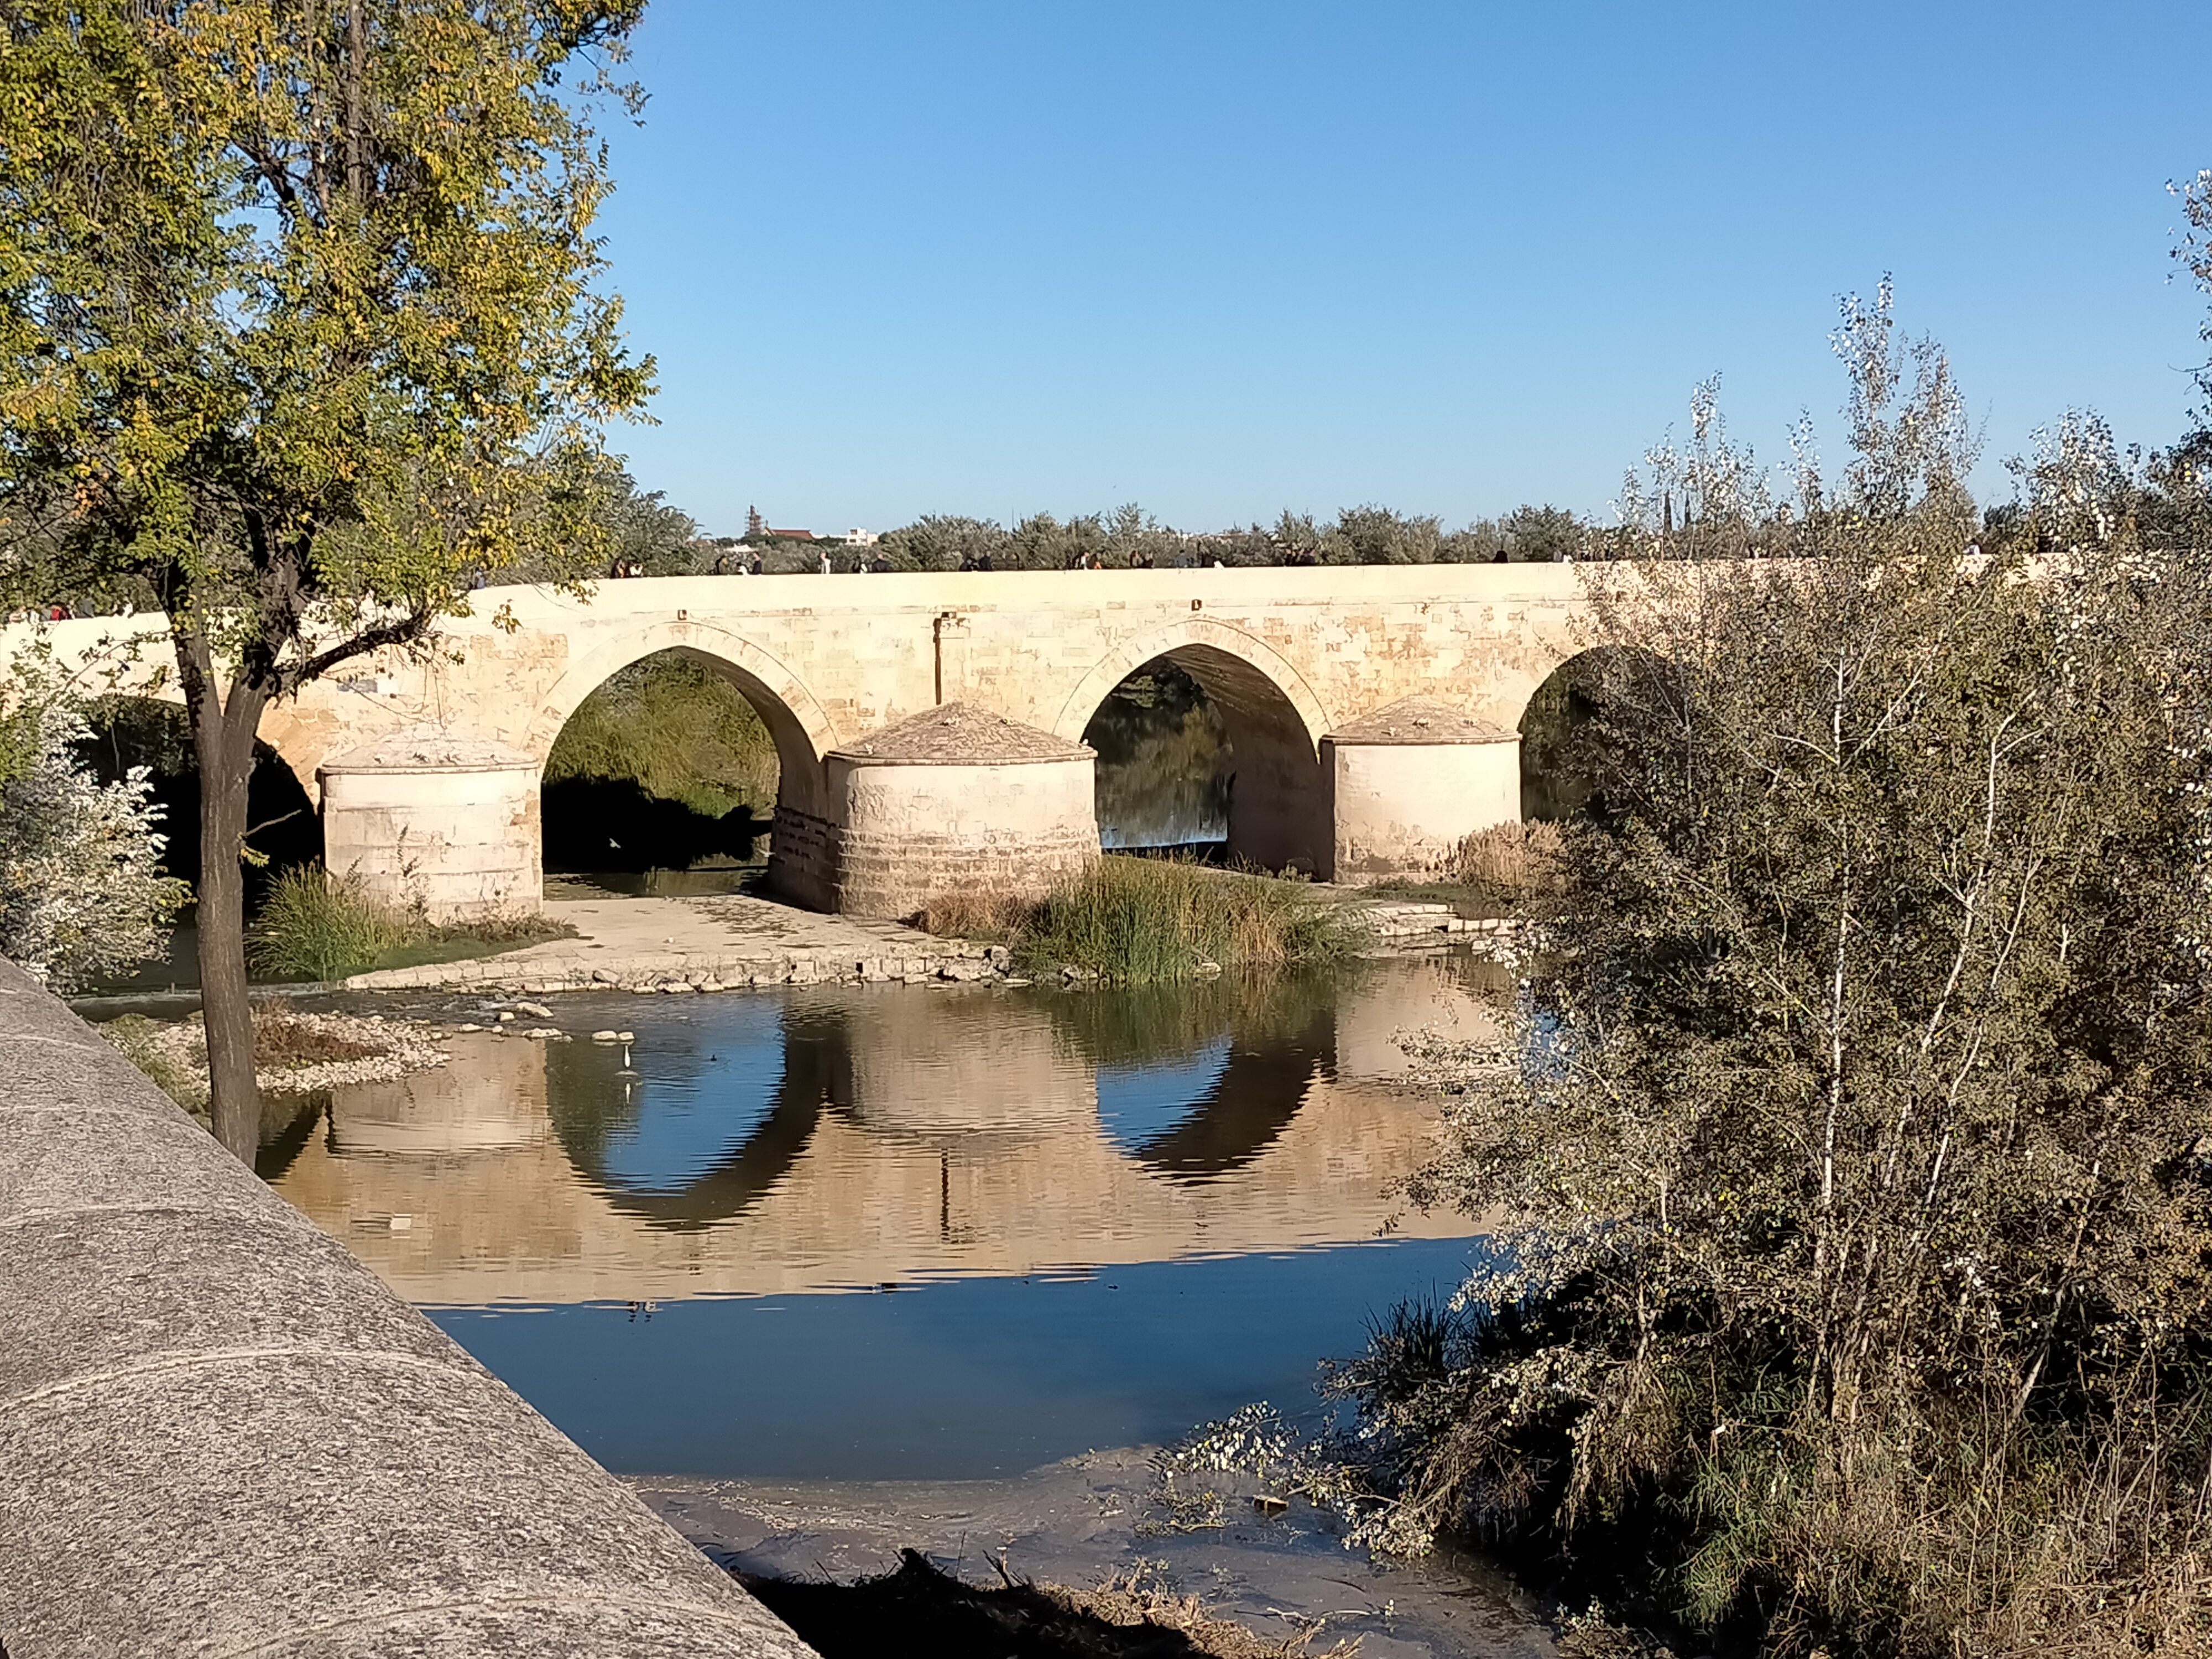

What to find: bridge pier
left=318, top=727, right=544, bottom=921
left=770, top=703, right=1099, bottom=921
left=1322, top=697, right=1522, bottom=884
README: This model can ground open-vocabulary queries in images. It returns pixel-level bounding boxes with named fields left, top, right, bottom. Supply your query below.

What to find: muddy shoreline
left=635, top=1449, right=1554, bottom=1659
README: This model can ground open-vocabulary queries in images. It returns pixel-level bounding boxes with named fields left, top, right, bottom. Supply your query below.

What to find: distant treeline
left=597, top=492, right=1592, bottom=576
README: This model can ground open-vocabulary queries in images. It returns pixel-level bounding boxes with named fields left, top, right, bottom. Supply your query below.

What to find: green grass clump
left=1011, top=855, right=1354, bottom=983
left=249, top=867, right=398, bottom=981
left=248, top=865, right=572, bottom=982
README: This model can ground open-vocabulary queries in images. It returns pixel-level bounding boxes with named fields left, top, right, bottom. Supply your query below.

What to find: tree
left=1499, top=502, right=1582, bottom=561
left=0, top=1, right=651, bottom=1159
left=1334, top=503, right=1442, bottom=565
left=0, top=645, right=187, bottom=990
left=599, top=466, right=702, bottom=576
left=1186, top=293, right=2212, bottom=1653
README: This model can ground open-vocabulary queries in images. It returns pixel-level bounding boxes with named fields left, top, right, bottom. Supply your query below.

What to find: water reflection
left=272, top=956, right=1505, bottom=1306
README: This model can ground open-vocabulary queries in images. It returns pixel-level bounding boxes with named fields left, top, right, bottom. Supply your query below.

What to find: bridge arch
left=1053, top=617, right=1333, bottom=873
left=1513, top=642, right=1665, bottom=822
left=523, top=619, right=842, bottom=822
left=1051, top=616, right=1330, bottom=755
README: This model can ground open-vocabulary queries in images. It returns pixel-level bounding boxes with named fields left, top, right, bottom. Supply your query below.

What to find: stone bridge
left=14, top=564, right=1600, bottom=917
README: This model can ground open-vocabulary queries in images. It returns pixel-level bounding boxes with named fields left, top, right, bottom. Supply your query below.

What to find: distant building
left=767, top=526, right=815, bottom=542
left=845, top=528, right=880, bottom=547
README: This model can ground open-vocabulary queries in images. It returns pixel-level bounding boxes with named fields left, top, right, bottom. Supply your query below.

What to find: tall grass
left=248, top=865, right=567, bottom=982
left=919, top=855, right=1353, bottom=983
left=249, top=867, right=400, bottom=982
left=1441, top=820, right=1566, bottom=909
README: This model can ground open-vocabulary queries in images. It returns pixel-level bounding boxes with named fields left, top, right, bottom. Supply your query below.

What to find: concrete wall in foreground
left=0, top=958, right=814, bottom=1659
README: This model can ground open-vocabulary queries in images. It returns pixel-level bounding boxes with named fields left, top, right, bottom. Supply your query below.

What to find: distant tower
left=745, top=504, right=765, bottom=539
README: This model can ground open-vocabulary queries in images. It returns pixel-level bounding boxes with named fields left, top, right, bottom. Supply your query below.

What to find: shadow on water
left=253, top=1093, right=331, bottom=1184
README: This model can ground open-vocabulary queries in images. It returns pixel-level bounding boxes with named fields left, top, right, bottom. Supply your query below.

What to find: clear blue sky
left=595, top=2, right=2210, bottom=538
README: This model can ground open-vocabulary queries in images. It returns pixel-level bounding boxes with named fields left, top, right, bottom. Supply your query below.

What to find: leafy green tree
left=1499, top=502, right=1582, bottom=561
left=1333, top=503, right=1442, bottom=564
left=603, top=468, right=703, bottom=576
left=0, top=0, right=652, bottom=1159
left=874, top=514, right=1011, bottom=572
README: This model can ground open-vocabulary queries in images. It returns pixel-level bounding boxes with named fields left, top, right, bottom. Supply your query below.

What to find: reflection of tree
left=1083, top=659, right=1229, bottom=848
left=1044, top=969, right=1347, bottom=1071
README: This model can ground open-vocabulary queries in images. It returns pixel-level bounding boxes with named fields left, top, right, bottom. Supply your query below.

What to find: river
left=254, top=953, right=1546, bottom=1655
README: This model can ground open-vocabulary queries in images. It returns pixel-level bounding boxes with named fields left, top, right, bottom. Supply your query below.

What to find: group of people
left=4, top=600, right=135, bottom=623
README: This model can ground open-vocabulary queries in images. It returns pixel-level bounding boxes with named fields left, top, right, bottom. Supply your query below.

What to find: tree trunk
left=177, top=627, right=270, bottom=1165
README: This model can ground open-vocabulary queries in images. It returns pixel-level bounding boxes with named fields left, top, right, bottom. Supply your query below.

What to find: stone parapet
left=0, top=957, right=814, bottom=1659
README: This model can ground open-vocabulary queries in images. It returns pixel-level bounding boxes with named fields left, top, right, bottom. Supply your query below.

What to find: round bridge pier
left=1322, top=696, right=1522, bottom=884
left=775, top=703, right=1099, bottom=921
left=318, top=726, right=544, bottom=922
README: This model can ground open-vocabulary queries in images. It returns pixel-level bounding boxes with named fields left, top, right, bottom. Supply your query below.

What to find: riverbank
left=637, top=1449, right=1553, bottom=1659
left=329, top=886, right=1524, bottom=997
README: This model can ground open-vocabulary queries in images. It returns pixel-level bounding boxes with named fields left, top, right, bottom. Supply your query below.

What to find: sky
left=592, top=2, right=2211, bottom=538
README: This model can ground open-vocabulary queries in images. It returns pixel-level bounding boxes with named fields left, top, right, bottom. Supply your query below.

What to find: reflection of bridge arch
left=1053, top=619, right=1334, bottom=872
left=523, top=620, right=841, bottom=820
left=1112, top=1003, right=1335, bottom=1182
left=544, top=1009, right=853, bottom=1232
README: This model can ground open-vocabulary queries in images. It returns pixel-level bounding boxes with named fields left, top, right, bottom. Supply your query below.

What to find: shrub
left=1441, top=820, right=1566, bottom=909
left=1016, top=855, right=1353, bottom=983
left=0, top=649, right=187, bottom=990
left=916, top=856, right=1353, bottom=982
left=247, top=867, right=401, bottom=982
left=247, top=866, right=569, bottom=982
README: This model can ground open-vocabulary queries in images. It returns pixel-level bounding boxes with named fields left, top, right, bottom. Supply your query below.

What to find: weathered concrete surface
left=320, top=726, right=545, bottom=921
left=794, top=705, right=1100, bottom=919
left=0, top=958, right=815, bottom=1659
left=1324, top=696, right=1523, bottom=884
